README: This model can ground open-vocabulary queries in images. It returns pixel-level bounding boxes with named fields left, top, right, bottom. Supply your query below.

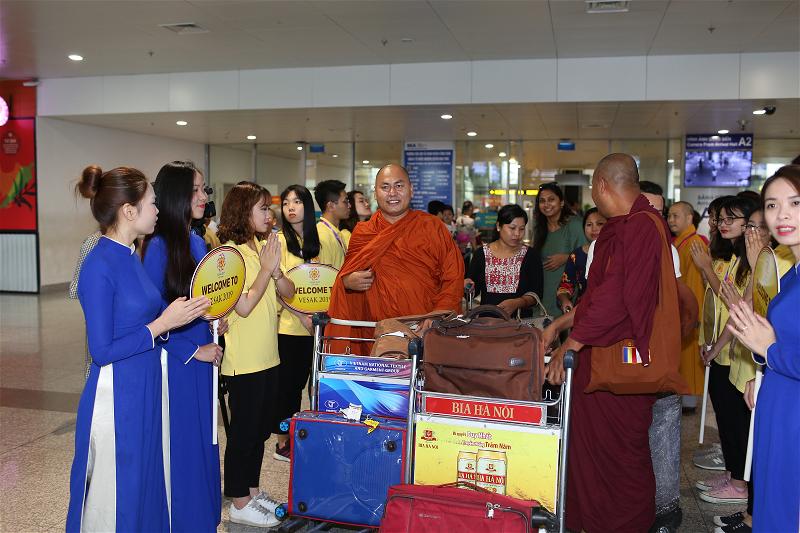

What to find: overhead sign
left=280, top=262, right=339, bottom=314
left=189, top=245, right=246, bottom=320
left=403, top=141, right=454, bottom=211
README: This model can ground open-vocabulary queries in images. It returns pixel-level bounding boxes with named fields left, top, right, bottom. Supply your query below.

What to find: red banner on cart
left=424, top=397, right=545, bottom=425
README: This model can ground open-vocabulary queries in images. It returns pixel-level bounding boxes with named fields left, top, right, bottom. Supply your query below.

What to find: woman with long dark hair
left=273, top=184, right=334, bottom=461
left=339, top=189, right=371, bottom=243
left=67, top=165, right=209, bottom=532
left=532, top=183, right=586, bottom=317
left=698, top=195, right=758, bottom=516
left=141, top=161, right=223, bottom=532
left=726, top=166, right=800, bottom=533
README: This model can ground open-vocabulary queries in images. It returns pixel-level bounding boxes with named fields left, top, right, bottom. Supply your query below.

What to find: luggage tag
left=363, top=416, right=380, bottom=434
left=340, top=403, right=363, bottom=421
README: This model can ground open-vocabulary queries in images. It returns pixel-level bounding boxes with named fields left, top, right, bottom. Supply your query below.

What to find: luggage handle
left=464, top=304, right=511, bottom=321
left=436, top=481, right=493, bottom=493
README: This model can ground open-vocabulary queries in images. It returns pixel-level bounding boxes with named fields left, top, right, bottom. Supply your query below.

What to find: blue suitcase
left=288, top=411, right=407, bottom=527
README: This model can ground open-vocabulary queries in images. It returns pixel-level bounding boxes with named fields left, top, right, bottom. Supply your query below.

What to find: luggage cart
left=277, top=314, right=412, bottom=532
left=402, top=337, right=577, bottom=533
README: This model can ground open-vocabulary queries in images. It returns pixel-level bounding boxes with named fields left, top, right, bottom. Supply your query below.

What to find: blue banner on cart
left=318, top=376, right=409, bottom=419
left=322, top=355, right=412, bottom=377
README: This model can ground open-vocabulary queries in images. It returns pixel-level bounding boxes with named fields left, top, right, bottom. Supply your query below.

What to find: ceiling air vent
left=159, top=22, right=209, bottom=35
left=585, top=1, right=630, bottom=14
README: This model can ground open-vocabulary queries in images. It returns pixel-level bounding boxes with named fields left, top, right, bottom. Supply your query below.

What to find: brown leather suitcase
left=422, top=305, right=545, bottom=402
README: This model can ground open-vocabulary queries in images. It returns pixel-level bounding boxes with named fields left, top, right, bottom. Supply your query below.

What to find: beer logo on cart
left=309, top=268, right=321, bottom=282
left=421, top=429, right=437, bottom=442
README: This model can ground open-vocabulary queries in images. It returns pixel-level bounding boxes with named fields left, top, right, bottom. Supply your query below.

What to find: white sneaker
left=229, top=499, right=280, bottom=528
left=253, top=491, right=281, bottom=514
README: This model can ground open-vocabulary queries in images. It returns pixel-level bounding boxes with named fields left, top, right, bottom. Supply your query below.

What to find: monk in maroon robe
left=547, top=153, right=667, bottom=533
left=326, top=164, right=464, bottom=353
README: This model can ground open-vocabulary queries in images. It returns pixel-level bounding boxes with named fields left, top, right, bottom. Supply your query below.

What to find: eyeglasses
left=716, top=216, right=745, bottom=226
left=744, top=223, right=768, bottom=232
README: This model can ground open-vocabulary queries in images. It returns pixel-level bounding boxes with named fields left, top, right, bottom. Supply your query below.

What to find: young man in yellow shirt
left=314, top=179, right=350, bottom=269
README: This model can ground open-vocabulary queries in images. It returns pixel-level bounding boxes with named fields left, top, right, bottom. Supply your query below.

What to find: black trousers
left=223, top=367, right=279, bottom=498
left=708, top=361, right=754, bottom=514
left=274, top=334, right=314, bottom=435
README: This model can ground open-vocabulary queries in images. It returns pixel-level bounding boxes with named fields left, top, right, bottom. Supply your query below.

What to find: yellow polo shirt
left=277, top=225, right=345, bottom=336
left=340, top=228, right=352, bottom=249
left=725, top=256, right=754, bottom=392
left=221, top=239, right=280, bottom=376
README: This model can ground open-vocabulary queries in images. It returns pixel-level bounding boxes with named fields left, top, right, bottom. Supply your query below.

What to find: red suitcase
left=380, top=482, right=551, bottom=533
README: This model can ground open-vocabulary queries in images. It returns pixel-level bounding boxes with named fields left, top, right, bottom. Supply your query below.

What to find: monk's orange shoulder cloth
left=325, top=210, right=464, bottom=354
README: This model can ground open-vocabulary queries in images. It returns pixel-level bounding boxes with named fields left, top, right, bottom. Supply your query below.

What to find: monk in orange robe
left=326, top=164, right=464, bottom=353
left=668, top=201, right=707, bottom=399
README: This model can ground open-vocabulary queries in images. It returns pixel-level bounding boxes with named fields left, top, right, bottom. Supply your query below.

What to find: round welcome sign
left=752, top=246, right=779, bottom=318
left=189, top=245, right=246, bottom=320
left=280, top=263, right=339, bottom=314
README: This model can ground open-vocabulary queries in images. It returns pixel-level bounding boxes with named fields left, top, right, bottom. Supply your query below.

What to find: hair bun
left=78, top=165, right=103, bottom=199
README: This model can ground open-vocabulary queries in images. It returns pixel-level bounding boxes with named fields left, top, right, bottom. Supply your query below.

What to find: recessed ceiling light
left=717, top=129, right=729, bottom=134
left=400, top=38, right=414, bottom=43
left=296, top=146, right=303, bottom=151
left=752, top=109, right=767, bottom=115
left=485, top=143, right=494, bottom=149
left=332, top=154, right=339, bottom=158
left=246, top=135, right=257, bottom=140
left=466, top=131, right=477, bottom=137
left=667, top=159, right=674, bottom=164
left=710, top=135, right=721, bottom=140
left=362, top=160, right=370, bottom=165
left=498, top=152, right=507, bottom=158
left=68, top=54, right=84, bottom=61
left=440, top=114, right=453, bottom=120
left=176, top=120, right=188, bottom=126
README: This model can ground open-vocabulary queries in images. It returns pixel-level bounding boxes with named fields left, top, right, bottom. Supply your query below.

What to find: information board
left=403, top=141, right=454, bottom=211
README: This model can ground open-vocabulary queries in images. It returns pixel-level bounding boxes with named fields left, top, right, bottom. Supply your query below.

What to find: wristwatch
left=271, top=270, right=283, bottom=281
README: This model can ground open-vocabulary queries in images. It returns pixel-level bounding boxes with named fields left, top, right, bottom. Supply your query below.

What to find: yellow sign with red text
left=280, top=263, right=339, bottom=314
left=412, top=415, right=560, bottom=512
left=189, top=245, right=246, bottom=320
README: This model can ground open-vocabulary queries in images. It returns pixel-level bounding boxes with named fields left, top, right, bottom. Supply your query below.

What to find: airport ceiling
left=3, top=0, right=799, bottom=79
left=59, top=98, right=800, bottom=144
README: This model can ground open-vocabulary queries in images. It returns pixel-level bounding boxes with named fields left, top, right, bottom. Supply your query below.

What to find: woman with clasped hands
left=726, top=166, right=800, bottom=533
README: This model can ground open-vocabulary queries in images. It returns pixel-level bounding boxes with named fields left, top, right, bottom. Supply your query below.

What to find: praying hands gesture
left=690, top=241, right=713, bottom=273
left=726, top=301, right=776, bottom=357
left=745, top=229, right=770, bottom=271
left=719, top=280, right=746, bottom=310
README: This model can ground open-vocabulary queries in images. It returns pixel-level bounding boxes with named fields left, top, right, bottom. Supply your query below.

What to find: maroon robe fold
left=566, top=195, right=666, bottom=533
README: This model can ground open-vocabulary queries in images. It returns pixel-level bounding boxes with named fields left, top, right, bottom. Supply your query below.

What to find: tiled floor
left=0, top=291, right=743, bottom=532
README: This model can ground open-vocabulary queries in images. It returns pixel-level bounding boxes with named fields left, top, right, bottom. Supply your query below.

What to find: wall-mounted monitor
left=684, top=133, right=753, bottom=188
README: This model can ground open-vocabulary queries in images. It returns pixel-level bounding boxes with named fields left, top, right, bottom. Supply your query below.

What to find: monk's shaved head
left=595, top=153, right=640, bottom=191
left=375, top=163, right=413, bottom=222
left=591, top=153, right=642, bottom=218
left=376, top=164, right=410, bottom=183
left=667, top=201, right=696, bottom=235
left=670, top=201, right=694, bottom=217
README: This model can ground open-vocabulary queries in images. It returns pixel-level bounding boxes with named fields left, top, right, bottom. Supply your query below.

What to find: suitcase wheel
left=384, top=440, right=397, bottom=452
left=279, top=419, right=290, bottom=433
left=297, top=429, right=308, bottom=440
left=274, top=503, right=288, bottom=520
left=298, top=502, right=308, bottom=513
